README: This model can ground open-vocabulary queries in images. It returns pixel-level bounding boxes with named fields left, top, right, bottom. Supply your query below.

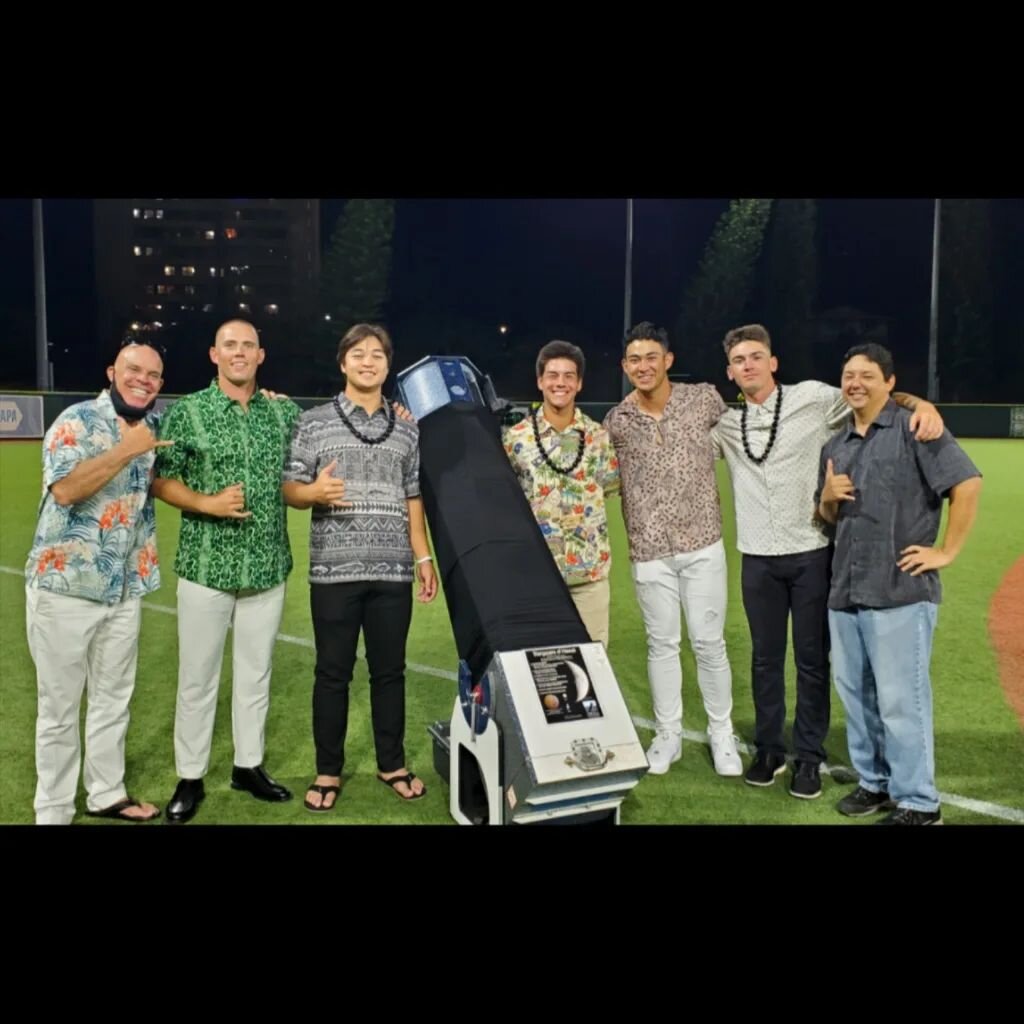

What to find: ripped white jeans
left=631, top=539, right=734, bottom=737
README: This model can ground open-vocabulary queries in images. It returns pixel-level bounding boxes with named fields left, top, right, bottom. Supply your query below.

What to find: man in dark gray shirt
left=284, top=323, right=437, bottom=811
left=817, top=343, right=982, bottom=825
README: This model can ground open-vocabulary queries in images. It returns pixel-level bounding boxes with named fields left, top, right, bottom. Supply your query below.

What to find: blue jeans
left=828, top=602, right=939, bottom=812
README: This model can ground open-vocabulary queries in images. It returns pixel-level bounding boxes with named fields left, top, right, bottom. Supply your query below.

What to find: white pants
left=631, top=539, right=734, bottom=736
left=26, top=588, right=143, bottom=825
left=174, top=578, right=286, bottom=779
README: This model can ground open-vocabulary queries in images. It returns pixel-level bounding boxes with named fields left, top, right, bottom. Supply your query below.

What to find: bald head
left=107, top=342, right=164, bottom=417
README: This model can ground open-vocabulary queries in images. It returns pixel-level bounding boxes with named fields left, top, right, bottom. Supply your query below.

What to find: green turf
left=1, top=438, right=1021, bottom=825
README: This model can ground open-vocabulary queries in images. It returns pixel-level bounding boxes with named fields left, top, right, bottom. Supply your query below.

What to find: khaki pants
left=569, top=577, right=610, bottom=648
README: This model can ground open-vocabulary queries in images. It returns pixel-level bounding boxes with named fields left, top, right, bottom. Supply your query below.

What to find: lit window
left=265, top=304, right=279, bottom=315
left=238, top=303, right=250, bottom=313
left=154, top=304, right=162, bottom=311
left=164, top=265, right=175, bottom=277
left=204, top=230, right=215, bottom=240
left=238, top=285, right=251, bottom=295
left=155, top=209, right=164, bottom=220
left=133, top=245, right=142, bottom=256
left=145, top=246, right=155, bottom=256
left=143, top=209, right=154, bottom=220
left=181, top=266, right=196, bottom=276
left=209, top=267, right=217, bottom=276
left=224, top=227, right=238, bottom=240
left=130, top=321, right=141, bottom=330
left=202, top=304, right=215, bottom=313
left=132, top=208, right=140, bottom=219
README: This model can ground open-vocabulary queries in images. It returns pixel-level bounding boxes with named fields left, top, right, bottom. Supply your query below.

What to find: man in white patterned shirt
left=712, top=324, right=943, bottom=799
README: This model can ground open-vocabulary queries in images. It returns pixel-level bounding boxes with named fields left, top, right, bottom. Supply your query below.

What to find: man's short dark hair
left=623, top=321, right=670, bottom=353
left=215, top=318, right=261, bottom=345
left=337, top=323, right=393, bottom=368
left=723, top=324, right=772, bottom=356
left=843, top=342, right=895, bottom=381
left=536, top=340, right=585, bottom=379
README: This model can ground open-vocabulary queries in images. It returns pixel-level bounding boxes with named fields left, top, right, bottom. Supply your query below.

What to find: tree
left=308, top=199, right=396, bottom=387
left=321, top=198, right=396, bottom=326
left=761, top=199, right=818, bottom=381
left=675, top=198, right=774, bottom=384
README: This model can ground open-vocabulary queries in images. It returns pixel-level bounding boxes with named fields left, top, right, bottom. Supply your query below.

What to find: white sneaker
left=709, top=731, right=743, bottom=777
left=646, top=729, right=682, bottom=775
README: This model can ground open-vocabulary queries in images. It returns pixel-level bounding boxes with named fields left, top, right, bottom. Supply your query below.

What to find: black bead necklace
left=740, top=383, right=783, bottom=465
left=333, top=395, right=397, bottom=445
left=531, top=405, right=585, bottom=475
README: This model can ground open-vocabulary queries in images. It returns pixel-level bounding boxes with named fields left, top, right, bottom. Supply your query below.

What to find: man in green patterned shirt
left=153, top=319, right=302, bottom=823
left=503, top=340, right=619, bottom=647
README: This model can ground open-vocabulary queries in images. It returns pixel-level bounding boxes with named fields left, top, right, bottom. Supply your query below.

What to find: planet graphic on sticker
left=543, top=694, right=560, bottom=710
left=561, top=660, right=590, bottom=702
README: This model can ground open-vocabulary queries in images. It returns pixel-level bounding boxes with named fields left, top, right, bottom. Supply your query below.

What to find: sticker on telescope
left=526, top=646, right=604, bottom=724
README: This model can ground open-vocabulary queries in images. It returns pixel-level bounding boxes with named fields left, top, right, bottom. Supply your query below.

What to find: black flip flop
left=378, top=772, right=426, bottom=801
left=85, top=796, right=161, bottom=822
left=304, top=783, right=341, bottom=813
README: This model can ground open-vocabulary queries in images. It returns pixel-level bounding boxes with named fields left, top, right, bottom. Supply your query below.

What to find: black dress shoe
left=230, top=765, right=292, bottom=802
left=166, top=778, right=205, bottom=823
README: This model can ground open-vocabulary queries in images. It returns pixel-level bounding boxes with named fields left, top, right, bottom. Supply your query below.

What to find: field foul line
left=4, top=565, right=1022, bottom=824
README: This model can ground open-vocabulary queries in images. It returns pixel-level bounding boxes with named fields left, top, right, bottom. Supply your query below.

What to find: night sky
left=1, top=197, right=1020, bottom=401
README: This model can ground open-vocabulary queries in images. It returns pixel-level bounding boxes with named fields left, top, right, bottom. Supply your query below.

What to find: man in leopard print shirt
left=604, top=322, right=742, bottom=779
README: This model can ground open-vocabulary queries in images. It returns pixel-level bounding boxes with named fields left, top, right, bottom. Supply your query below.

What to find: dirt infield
left=989, top=556, right=1024, bottom=729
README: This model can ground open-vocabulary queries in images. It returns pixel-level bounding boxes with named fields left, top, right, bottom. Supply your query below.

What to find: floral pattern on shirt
left=503, top=407, right=619, bottom=585
left=25, top=390, right=161, bottom=605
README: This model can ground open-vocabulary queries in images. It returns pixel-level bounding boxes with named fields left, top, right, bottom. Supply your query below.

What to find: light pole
left=927, top=198, right=941, bottom=402
left=33, top=199, right=51, bottom=390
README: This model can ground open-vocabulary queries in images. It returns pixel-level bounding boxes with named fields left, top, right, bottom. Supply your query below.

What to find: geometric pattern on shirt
left=283, top=397, right=420, bottom=584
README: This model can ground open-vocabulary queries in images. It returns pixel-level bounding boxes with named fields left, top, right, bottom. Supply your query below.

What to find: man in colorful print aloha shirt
left=153, top=319, right=302, bottom=823
left=25, top=340, right=169, bottom=824
left=503, top=340, right=619, bottom=647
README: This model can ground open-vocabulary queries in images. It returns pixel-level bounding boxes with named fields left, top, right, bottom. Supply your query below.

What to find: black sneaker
left=877, top=806, right=943, bottom=825
left=789, top=761, right=822, bottom=800
left=744, top=750, right=787, bottom=787
left=836, top=786, right=895, bottom=817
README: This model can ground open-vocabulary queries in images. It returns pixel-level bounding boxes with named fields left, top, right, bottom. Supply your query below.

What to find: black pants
left=310, top=580, right=413, bottom=776
left=741, top=548, right=831, bottom=764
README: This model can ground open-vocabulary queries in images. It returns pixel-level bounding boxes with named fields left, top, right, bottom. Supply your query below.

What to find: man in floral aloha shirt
left=503, top=340, right=619, bottom=647
left=25, top=341, right=169, bottom=824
